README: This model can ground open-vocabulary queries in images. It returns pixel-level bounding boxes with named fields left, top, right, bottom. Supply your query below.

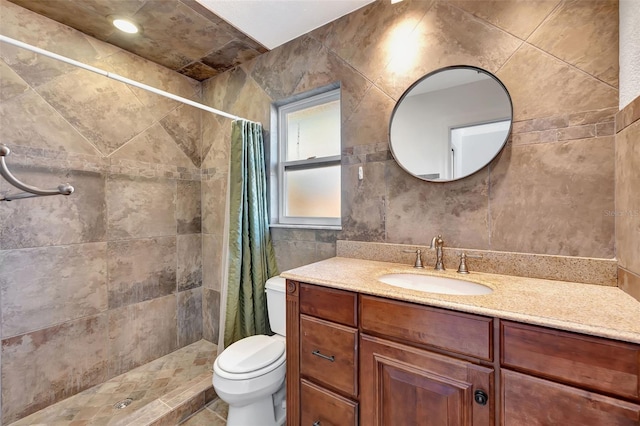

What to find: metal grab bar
left=0, top=144, right=74, bottom=201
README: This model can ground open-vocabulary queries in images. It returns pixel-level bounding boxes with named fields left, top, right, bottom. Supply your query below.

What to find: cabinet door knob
left=313, top=422, right=321, bottom=426
left=312, top=350, right=335, bottom=362
left=474, top=389, right=489, bottom=406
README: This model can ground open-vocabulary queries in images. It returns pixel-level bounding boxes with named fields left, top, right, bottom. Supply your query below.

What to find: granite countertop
left=280, top=257, right=640, bottom=345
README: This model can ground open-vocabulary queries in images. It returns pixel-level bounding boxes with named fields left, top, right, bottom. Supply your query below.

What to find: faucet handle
left=457, top=252, right=483, bottom=274
left=403, top=249, right=424, bottom=269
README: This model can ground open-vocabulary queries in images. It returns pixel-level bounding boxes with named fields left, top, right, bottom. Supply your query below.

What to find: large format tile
left=0, top=59, right=29, bottom=102
left=111, top=123, right=195, bottom=169
left=343, top=85, right=396, bottom=148
left=0, top=165, right=106, bottom=249
left=201, top=176, right=227, bottom=235
left=0, top=0, right=103, bottom=88
left=107, top=175, right=177, bottom=240
left=108, top=295, right=178, bottom=377
left=615, top=119, right=640, bottom=273
left=496, top=44, right=617, bottom=121
left=160, top=104, right=202, bottom=167
left=340, top=161, right=387, bottom=242
left=0, top=89, right=99, bottom=155
left=490, top=138, right=615, bottom=258
left=178, top=288, right=203, bottom=347
left=320, top=0, right=433, bottom=83
left=386, top=161, right=490, bottom=249
left=107, top=236, right=177, bottom=309
left=251, top=36, right=324, bottom=100
left=1, top=314, right=109, bottom=424
left=202, top=288, right=220, bottom=344
left=528, top=0, right=618, bottom=87
left=177, top=180, right=202, bottom=235
left=376, top=1, right=523, bottom=100
left=450, top=0, right=560, bottom=39
left=178, top=234, right=202, bottom=291
left=202, top=233, right=223, bottom=292
left=0, top=243, right=107, bottom=338
left=294, top=45, right=371, bottom=124
left=36, top=67, right=157, bottom=156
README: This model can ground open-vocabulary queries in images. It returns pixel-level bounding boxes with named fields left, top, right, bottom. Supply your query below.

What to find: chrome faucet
left=430, top=235, right=445, bottom=270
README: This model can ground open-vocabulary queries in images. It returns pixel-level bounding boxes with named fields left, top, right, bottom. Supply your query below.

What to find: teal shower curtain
left=224, top=119, right=279, bottom=347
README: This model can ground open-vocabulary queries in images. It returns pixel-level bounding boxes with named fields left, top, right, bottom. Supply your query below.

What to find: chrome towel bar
left=0, top=144, right=74, bottom=201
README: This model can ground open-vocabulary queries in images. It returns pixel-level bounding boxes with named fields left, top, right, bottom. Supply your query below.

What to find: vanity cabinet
left=500, top=321, right=640, bottom=425
left=285, top=280, right=640, bottom=426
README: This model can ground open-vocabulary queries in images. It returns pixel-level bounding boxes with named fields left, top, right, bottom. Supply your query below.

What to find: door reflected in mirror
left=389, top=66, right=513, bottom=182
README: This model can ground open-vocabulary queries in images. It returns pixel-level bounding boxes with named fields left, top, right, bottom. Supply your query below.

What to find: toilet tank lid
left=265, top=276, right=285, bottom=292
left=217, top=335, right=285, bottom=374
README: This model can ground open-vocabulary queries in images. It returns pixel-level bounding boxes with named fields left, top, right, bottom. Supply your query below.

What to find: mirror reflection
left=389, top=66, right=513, bottom=182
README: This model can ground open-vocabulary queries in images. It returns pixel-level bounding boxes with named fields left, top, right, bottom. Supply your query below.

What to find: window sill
left=269, top=223, right=342, bottom=231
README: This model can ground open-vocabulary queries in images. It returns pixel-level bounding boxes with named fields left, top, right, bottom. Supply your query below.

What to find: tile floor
left=180, top=398, right=228, bottom=425
left=9, top=340, right=217, bottom=425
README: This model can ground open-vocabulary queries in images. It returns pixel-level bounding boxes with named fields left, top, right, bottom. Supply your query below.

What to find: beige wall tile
left=497, top=44, right=617, bottom=121
left=0, top=59, right=29, bottom=102
left=106, top=175, right=177, bottom=240
left=202, top=233, right=223, bottom=292
left=201, top=176, right=227, bottom=235
left=202, top=288, right=220, bottom=343
left=108, top=295, right=178, bottom=377
left=160, top=104, right=203, bottom=167
left=490, top=138, right=615, bottom=257
left=450, top=0, right=560, bottom=39
left=107, top=237, right=177, bottom=309
left=528, top=0, right=619, bottom=87
left=110, top=123, right=195, bottom=169
left=177, top=180, right=202, bottom=235
left=376, top=1, right=523, bottom=100
left=0, top=165, right=106, bottom=249
left=615, top=118, right=640, bottom=273
left=178, top=288, right=203, bottom=347
left=178, top=234, right=202, bottom=291
left=1, top=314, right=108, bottom=424
left=0, top=90, right=100, bottom=155
left=0, top=243, right=107, bottom=338
left=36, top=68, right=157, bottom=156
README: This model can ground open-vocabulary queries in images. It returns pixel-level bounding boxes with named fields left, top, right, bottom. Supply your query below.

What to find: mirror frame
left=388, top=65, right=513, bottom=183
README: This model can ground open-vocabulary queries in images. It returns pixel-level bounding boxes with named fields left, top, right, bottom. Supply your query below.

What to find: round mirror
left=389, top=66, right=512, bottom=182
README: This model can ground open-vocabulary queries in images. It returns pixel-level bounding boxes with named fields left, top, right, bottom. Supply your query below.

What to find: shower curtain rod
left=0, top=34, right=251, bottom=122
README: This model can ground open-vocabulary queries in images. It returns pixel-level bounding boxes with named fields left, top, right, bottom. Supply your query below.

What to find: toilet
left=213, top=276, right=287, bottom=426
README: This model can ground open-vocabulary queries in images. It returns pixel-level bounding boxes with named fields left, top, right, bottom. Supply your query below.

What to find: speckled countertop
left=280, top=257, right=640, bottom=345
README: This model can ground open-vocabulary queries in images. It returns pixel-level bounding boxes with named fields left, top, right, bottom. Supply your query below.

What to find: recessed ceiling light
left=112, top=17, right=140, bottom=34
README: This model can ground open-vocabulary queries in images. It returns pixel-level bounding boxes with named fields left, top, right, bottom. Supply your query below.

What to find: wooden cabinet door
left=502, top=369, right=640, bottom=426
left=360, top=334, right=493, bottom=426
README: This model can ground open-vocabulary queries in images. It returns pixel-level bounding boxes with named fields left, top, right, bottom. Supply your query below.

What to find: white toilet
left=213, top=276, right=287, bottom=426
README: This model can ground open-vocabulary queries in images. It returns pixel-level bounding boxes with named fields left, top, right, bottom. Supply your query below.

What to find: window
left=272, top=89, right=341, bottom=228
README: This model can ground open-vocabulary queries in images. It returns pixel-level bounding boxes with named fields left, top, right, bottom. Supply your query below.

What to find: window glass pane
left=286, top=100, right=340, bottom=161
left=285, top=165, right=341, bottom=218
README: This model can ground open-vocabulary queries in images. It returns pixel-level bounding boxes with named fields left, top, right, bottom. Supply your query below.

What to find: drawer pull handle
left=312, top=350, right=335, bottom=362
left=313, top=422, right=321, bottom=426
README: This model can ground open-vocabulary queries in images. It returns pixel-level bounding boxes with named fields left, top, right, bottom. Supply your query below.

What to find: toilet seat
left=214, top=335, right=286, bottom=381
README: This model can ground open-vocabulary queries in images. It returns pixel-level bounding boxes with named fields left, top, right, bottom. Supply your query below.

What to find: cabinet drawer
left=360, top=295, right=493, bottom=361
left=301, top=379, right=357, bottom=426
left=501, top=321, right=640, bottom=401
left=300, top=283, right=357, bottom=326
left=300, top=315, right=358, bottom=397
left=502, top=369, right=640, bottom=425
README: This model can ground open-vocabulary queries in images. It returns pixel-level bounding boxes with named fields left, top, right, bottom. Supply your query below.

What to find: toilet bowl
left=213, top=276, right=287, bottom=426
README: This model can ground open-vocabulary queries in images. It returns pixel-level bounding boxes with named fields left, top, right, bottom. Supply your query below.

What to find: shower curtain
left=222, top=119, right=279, bottom=348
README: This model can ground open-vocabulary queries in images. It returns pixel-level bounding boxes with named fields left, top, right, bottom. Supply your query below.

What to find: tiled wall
left=201, top=0, right=619, bottom=272
left=0, top=1, right=205, bottom=423
left=616, top=95, right=640, bottom=302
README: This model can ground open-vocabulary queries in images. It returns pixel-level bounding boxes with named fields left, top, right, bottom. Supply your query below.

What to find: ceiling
left=6, top=0, right=374, bottom=82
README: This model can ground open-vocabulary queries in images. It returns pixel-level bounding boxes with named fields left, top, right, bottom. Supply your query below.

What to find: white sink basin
left=378, top=273, right=493, bottom=296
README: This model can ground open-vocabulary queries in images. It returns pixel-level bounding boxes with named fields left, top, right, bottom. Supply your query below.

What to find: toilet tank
left=265, top=276, right=286, bottom=336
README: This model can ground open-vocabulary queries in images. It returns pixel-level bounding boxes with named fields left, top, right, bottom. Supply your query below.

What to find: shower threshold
left=9, top=340, right=218, bottom=426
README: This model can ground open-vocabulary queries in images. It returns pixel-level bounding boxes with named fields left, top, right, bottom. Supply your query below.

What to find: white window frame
left=273, top=88, right=341, bottom=229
